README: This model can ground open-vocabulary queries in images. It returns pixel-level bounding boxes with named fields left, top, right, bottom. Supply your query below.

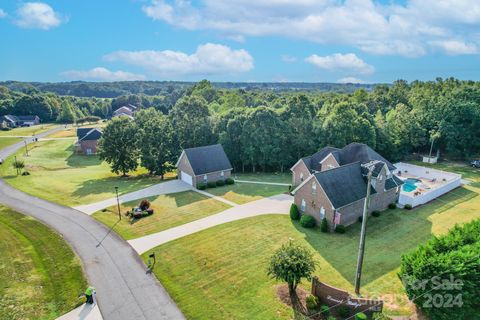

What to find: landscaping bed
left=0, top=205, right=87, bottom=320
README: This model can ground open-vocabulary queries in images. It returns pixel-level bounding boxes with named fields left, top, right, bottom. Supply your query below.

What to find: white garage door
left=180, top=171, right=193, bottom=185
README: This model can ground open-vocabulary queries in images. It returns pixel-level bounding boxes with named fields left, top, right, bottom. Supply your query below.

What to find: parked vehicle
left=471, top=160, right=480, bottom=168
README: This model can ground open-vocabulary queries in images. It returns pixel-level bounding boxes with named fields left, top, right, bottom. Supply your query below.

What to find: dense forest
left=1, top=78, right=479, bottom=173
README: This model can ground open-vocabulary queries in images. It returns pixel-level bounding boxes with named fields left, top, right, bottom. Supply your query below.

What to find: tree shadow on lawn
left=293, top=187, right=477, bottom=287
left=72, top=175, right=160, bottom=199
left=212, top=183, right=289, bottom=198
left=65, top=145, right=103, bottom=168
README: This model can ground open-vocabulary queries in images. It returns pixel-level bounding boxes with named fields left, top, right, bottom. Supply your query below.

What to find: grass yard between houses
left=0, top=137, right=22, bottom=150
left=0, top=205, right=87, bottom=320
left=206, top=182, right=289, bottom=204
left=0, top=139, right=171, bottom=206
left=93, top=191, right=231, bottom=240
left=144, top=163, right=480, bottom=319
left=0, top=124, right=57, bottom=137
left=233, top=172, right=291, bottom=184
left=46, top=123, right=107, bottom=139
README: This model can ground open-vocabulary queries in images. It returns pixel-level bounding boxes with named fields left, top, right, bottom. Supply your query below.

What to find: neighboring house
left=17, top=115, right=40, bottom=126
left=1, top=115, right=40, bottom=127
left=75, top=127, right=102, bottom=155
left=112, top=105, right=137, bottom=119
left=291, top=143, right=403, bottom=229
left=176, top=144, right=233, bottom=187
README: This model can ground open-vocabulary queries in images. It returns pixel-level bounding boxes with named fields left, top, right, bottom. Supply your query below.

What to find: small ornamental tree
left=320, top=218, right=329, bottom=232
left=268, top=240, right=316, bottom=313
left=398, top=219, right=480, bottom=320
left=290, top=203, right=300, bottom=220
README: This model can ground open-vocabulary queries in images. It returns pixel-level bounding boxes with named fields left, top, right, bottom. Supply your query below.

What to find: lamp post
left=24, top=141, right=29, bottom=156
left=115, top=186, right=121, bottom=220
left=354, top=163, right=374, bottom=295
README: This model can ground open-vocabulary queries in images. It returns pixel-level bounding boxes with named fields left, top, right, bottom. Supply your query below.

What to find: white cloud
left=305, top=53, right=374, bottom=75
left=281, top=55, right=297, bottom=63
left=0, top=9, right=6, bottom=18
left=429, top=40, right=478, bottom=55
left=104, top=43, right=254, bottom=76
left=15, top=2, right=63, bottom=30
left=141, top=0, right=480, bottom=57
left=61, top=67, right=146, bottom=81
left=337, top=77, right=366, bottom=84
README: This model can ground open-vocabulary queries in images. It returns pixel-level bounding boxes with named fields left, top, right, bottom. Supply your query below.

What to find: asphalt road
left=0, top=126, right=185, bottom=320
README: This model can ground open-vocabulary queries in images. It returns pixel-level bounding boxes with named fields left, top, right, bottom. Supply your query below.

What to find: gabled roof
left=3, top=115, right=18, bottom=123
left=301, top=147, right=340, bottom=172
left=114, top=106, right=135, bottom=115
left=77, top=128, right=102, bottom=141
left=338, top=143, right=395, bottom=170
left=385, top=175, right=404, bottom=190
left=313, top=162, right=376, bottom=209
left=180, top=144, right=232, bottom=175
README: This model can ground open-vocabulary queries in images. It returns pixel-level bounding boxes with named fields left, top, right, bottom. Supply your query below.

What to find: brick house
left=1, top=115, right=40, bottom=127
left=75, top=128, right=102, bottom=155
left=176, top=144, right=232, bottom=187
left=291, top=143, right=403, bottom=229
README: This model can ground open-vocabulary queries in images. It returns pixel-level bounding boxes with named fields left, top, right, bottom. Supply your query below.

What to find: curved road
left=0, top=127, right=185, bottom=320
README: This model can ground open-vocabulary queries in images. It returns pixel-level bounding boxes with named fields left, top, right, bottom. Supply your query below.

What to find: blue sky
left=0, top=0, right=479, bottom=83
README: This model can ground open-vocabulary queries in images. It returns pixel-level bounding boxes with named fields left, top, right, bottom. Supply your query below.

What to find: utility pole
left=354, top=164, right=373, bottom=295
left=24, top=141, right=29, bottom=156
left=428, top=137, right=435, bottom=164
left=115, top=186, right=121, bottom=220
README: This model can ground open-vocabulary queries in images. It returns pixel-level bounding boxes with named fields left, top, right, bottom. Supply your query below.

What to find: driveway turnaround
left=0, top=129, right=185, bottom=320
left=74, top=180, right=193, bottom=215
left=128, top=193, right=293, bottom=254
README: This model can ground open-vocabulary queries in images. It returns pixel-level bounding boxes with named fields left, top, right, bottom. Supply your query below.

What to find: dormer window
left=312, top=182, right=317, bottom=194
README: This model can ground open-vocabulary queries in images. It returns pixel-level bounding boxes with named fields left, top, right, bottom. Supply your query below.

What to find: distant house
left=1, top=115, right=40, bottom=127
left=112, top=105, right=137, bottom=119
left=75, top=127, right=102, bottom=155
left=176, top=144, right=232, bottom=187
left=291, top=143, right=403, bottom=229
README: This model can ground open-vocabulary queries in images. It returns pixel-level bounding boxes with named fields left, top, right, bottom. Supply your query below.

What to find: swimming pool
left=403, top=178, right=421, bottom=192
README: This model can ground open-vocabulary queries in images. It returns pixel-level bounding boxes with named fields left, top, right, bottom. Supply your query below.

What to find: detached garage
left=176, top=144, right=233, bottom=188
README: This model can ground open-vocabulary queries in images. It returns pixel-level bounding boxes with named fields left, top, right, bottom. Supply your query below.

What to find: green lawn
left=207, top=182, right=289, bottom=204
left=233, top=172, right=291, bottom=184
left=143, top=163, right=480, bottom=319
left=0, top=139, right=171, bottom=206
left=0, top=205, right=87, bottom=320
left=0, top=137, right=22, bottom=150
left=0, top=124, right=57, bottom=137
left=93, top=191, right=231, bottom=240
left=46, top=123, right=107, bottom=139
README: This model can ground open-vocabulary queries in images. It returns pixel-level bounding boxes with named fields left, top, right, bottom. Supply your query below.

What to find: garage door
left=180, top=171, right=193, bottom=185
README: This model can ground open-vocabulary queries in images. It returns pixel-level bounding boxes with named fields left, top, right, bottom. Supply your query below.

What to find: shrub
left=197, top=183, right=207, bottom=190
left=388, top=202, right=397, bottom=209
left=358, top=216, right=363, bottom=223
left=300, top=215, right=316, bottom=228
left=216, top=179, right=225, bottom=187
left=334, top=224, right=346, bottom=234
left=225, top=177, right=235, bottom=185
left=305, top=295, right=319, bottom=311
left=289, top=204, right=300, bottom=220
left=207, top=181, right=217, bottom=188
left=337, top=306, right=350, bottom=318
left=319, top=304, right=330, bottom=316
left=327, top=317, right=336, bottom=320
left=1, top=127, right=11, bottom=131
left=288, top=185, right=293, bottom=192
left=355, top=312, right=367, bottom=320
left=21, top=171, right=30, bottom=176
left=372, top=210, right=380, bottom=217
left=404, top=204, right=412, bottom=210
left=139, top=199, right=150, bottom=210
left=320, top=217, right=329, bottom=232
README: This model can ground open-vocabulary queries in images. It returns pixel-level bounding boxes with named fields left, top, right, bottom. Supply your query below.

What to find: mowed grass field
left=0, top=124, right=57, bottom=137
left=207, top=182, right=289, bottom=204
left=46, top=123, right=107, bottom=139
left=233, top=172, right=291, bottom=184
left=93, top=191, right=231, bottom=240
left=0, top=139, right=169, bottom=206
left=0, top=206, right=86, bottom=320
left=144, top=163, right=480, bottom=319
left=0, top=137, right=22, bottom=150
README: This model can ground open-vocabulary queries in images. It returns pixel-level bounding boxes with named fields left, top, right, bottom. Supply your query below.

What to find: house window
left=327, top=164, right=334, bottom=169
left=301, top=199, right=306, bottom=212
left=320, top=207, right=325, bottom=220
left=221, top=170, right=224, bottom=177
left=300, top=172, right=304, bottom=182
left=86, top=148, right=92, bottom=155
left=312, top=182, right=317, bottom=194
left=203, top=174, right=208, bottom=182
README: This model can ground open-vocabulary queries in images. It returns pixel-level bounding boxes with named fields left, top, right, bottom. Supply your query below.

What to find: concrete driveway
left=128, top=193, right=293, bottom=254
left=74, top=180, right=193, bottom=215
left=0, top=128, right=185, bottom=320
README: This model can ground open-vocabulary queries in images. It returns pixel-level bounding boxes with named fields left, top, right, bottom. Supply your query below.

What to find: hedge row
left=197, top=177, right=234, bottom=190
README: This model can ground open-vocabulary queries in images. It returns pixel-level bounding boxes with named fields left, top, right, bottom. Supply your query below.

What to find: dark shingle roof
left=314, top=162, right=376, bottom=208
left=77, top=128, right=102, bottom=141
left=338, top=143, right=395, bottom=170
left=385, top=175, right=404, bottom=190
left=183, top=144, right=232, bottom=175
left=302, top=147, right=340, bottom=171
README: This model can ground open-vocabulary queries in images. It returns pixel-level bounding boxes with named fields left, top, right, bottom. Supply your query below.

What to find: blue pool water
left=402, top=178, right=421, bottom=192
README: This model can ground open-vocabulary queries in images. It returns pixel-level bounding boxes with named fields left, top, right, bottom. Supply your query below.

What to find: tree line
left=97, top=78, right=480, bottom=177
